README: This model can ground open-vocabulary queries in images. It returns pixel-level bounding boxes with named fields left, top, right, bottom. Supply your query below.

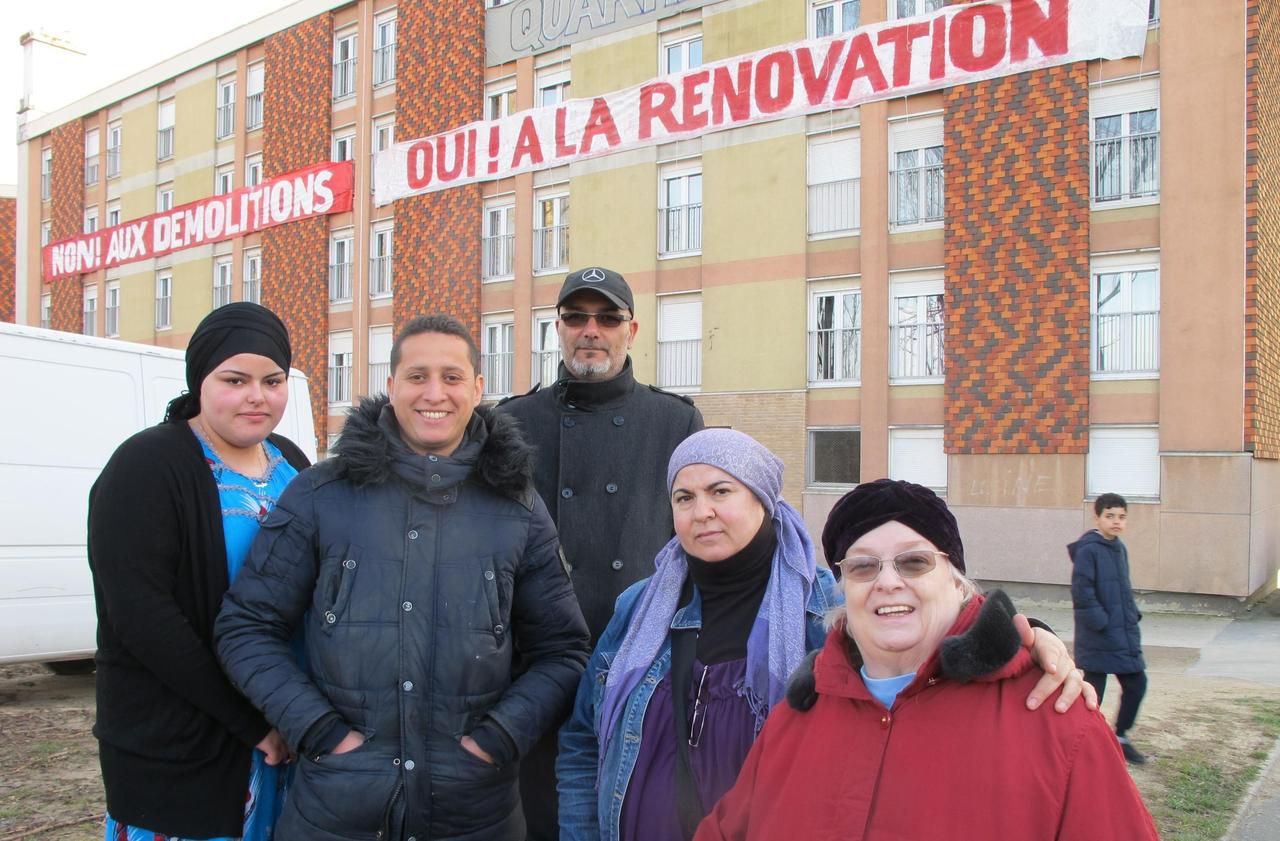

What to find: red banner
left=43, top=160, right=355, bottom=281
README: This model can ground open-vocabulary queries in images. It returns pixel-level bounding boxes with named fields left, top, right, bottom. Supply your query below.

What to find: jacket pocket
left=314, top=546, right=363, bottom=633
left=283, top=743, right=400, bottom=840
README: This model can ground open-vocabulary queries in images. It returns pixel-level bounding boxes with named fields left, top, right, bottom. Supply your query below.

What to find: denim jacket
left=556, top=567, right=840, bottom=841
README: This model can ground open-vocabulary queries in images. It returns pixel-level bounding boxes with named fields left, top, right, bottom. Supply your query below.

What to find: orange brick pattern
left=1246, top=0, right=1280, bottom=459
left=0, top=197, right=14, bottom=323
left=49, top=124, right=85, bottom=333
left=262, top=14, right=333, bottom=449
left=943, top=66, right=1091, bottom=454
left=393, top=0, right=483, bottom=337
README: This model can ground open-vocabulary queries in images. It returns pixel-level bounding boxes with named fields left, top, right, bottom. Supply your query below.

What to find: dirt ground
left=1, top=647, right=1278, bottom=840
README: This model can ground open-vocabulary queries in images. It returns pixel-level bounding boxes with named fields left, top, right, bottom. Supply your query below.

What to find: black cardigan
left=87, top=419, right=310, bottom=837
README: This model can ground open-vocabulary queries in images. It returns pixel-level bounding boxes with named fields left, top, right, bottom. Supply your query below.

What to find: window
left=889, top=427, right=946, bottom=492
left=486, top=86, right=516, bottom=121
left=891, top=278, right=944, bottom=381
left=482, top=202, right=515, bottom=280
left=216, top=77, right=236, bottom=139
left=813, top=0, right=860, bottom=38
left=157, top=99, right=175, bottom=160
left=1091, top=79, right=1159, bottom=205
left=373, top=117, right=395, bottom=154
left=333, top=131, right=355, bottom=163
left=534, top=193, right=569, bottom=273
left=373, top=14, right=396, bottom=86
left=106, top=202, right=121, bottom=228
left=330, top=234, right=354, bottom=302
left=41, top=221, right=51, bottom=246
left=1088, top=426, right=1159, bottom=498
left=483, top=319, right=515, bottom=398
left=84, top=128, right=100, bottom=186
left=659, top=167, right=702, bottom=256
left=657, top=294, right=702, bottom=391
left=328, top=331, right=354, bottom=405
left=663, top=35, right=702, bottom=75
left=41, top=149, right=52, bottom=201
left=155, top=272, right=172, bottom=329
left=370, top=227, right=393, bottom=297
left=106, top=123, right=122, bottom=178
left=334, top=31, right=357, bottom=100
left=84, top=207, right=98, bottom=234
left=890, top=117, right=944, bottom=228
left=532, top=310, right=560, bottom=385
left=809, top=428, right=860, bottom=486
left=243, top=249, right=261, bottom=303
left=157, top=185, right=174, bottom=212
left=105, top=282, right=120, bottom=337
left=40, top=294, right=51, bottom=329
left=808, top=131, right=860, bottom=236
left=537, top=69, right=570, bottom=108
left=213, top=258, right=233, bottom=308
left=1091, top=257, right=1159, bottom=376
left=891, top=0, right=943, bottom=19
left=369, top=325, right=393, bottom=393
left=809, top=286, right=861, bottom=384
left=215, top=165, right=234, bottom=196
left=83, top=286, right=98, bottom=337
left=246, top=154, right=263, bottom=188
left=246, top=64, right=265, bottom=130
left=1149, top=0, right=1159, bottom=23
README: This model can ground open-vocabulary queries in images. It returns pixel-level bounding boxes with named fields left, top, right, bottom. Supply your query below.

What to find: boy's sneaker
left=1118, top=737, right=1147, bottom=765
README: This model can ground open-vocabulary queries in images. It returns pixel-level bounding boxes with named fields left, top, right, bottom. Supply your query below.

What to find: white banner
left=376, top=0, right=1148, bottom=205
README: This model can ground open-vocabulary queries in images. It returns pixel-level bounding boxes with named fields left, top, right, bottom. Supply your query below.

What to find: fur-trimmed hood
left=332, top=396, right=535, bottom=504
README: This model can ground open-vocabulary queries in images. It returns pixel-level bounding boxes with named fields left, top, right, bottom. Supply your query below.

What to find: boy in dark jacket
left=1069, top=492, right=1149, bottom=764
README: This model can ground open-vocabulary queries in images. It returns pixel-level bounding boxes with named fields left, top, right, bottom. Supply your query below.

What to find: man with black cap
left=497, top=267, right=703, bottom=839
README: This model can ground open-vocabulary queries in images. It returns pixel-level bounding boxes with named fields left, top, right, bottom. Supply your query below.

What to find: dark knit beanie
left=821, top=478, right=964, bottom=575
left=165, top=302, right=292, bottom=421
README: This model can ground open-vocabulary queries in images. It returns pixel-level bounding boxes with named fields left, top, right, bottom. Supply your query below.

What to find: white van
left=0, top=323, right=317, bottom=670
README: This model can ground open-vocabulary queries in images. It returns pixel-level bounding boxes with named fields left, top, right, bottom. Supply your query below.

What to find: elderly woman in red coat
left=695, top=479, right=1159, bottom=841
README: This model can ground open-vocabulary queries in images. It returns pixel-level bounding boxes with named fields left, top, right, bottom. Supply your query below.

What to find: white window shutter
left=659, top=298, right=702, bottom=342
left=889, top=427, right=947, bottom=490
left=1088, top=427, right=1159, bottom=497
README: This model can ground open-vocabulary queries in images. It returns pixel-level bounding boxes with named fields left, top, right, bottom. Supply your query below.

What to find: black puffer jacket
left=216, top=399, right=590, bottom=841
left=1068, top=530, right=1145, bottom=674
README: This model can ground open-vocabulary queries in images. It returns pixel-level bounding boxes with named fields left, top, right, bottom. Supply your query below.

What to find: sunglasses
left=558, top=310, right=633, bottom=329
left=837, top=550, right=947, bottom=583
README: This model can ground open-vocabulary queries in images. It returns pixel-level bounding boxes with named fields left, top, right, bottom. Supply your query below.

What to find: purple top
left=619, top=657, right=757, bottom=841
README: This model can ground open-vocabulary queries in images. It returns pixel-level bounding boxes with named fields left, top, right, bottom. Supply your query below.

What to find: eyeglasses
left=689, top=664, right=710, bottom=748
left=837, top=550, right=947, bottom=583
left=558, top=310, right=633, bottom=329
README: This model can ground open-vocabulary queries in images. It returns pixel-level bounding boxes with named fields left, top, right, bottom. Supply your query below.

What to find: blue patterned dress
left=104, top=436, right=299, bottom=841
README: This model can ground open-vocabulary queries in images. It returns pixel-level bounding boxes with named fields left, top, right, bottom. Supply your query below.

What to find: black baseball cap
left=557, top=267, right=634, bottom=313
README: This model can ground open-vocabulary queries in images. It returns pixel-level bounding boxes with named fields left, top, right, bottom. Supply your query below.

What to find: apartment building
left=13, top=0, right=1280, bottom=602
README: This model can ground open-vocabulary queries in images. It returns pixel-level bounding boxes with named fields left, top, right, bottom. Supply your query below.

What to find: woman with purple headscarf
left=557, top=430, right=1091, bottom=841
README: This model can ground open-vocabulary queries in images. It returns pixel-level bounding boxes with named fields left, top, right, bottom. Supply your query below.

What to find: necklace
left=192, top=418, right=271, bottom=488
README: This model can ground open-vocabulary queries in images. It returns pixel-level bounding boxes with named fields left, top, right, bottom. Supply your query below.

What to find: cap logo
left=582, top=267, right=607, bottom=282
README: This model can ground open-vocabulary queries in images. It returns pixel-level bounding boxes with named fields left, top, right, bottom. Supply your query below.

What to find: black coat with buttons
left=496, top=358, right=703, bottom=640
left=215, top=398, right=591, bottom=841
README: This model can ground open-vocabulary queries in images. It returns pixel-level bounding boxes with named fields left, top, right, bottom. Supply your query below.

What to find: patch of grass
left=30, top=740, right=61, bottom=758
left=1157, top=754, right=1255, bottom=841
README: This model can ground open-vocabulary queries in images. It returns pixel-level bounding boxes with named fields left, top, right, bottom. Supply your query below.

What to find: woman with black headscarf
left=88, top=302, right=310, bottom=841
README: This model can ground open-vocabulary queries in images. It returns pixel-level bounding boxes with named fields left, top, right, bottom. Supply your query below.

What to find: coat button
left=613, top=416, right=625, bottom=426
left=563, top=417, right=576, bottom=428
left=428, top=455, right=438, bottom=462
left=561, top=488, right=574, bottom=499
left=343, top=559, right=356, bottom=570
left=431, top=474, right=442, bottom=483
left=402, top=601, right=413, bottom=612
left=324, top=611, right=336, bottom=624
left=611, top=559, right=623, bottom=570
left=606, top=483, right=618, bottom=494
left=393, top=757, right=401, bottom=766
left=408, top=529, right=418, bottom=540
left=494, top=624, right=505, bottom=635
left=402, top=680, right=414, bottom=691
left=484, top=570, right=495, bottom=581
left=404, top=759, right=415, bottom=770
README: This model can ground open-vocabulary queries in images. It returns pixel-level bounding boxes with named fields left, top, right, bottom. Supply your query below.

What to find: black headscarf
left=164, top=302, right=292, bottom=421
left=821, top=478, right=965, bottom=575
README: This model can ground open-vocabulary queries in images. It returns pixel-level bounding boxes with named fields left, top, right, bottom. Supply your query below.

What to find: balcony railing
left=213, top=283, right=231, bottom=308
left=889, top=165, right=944, bottom=227
left=373, top=43, right=396, bottom=86
left=482, top=233, right=514, bottom=279
left=890, top=323, right=944, bottom=379
left=83, top=306, right=96, bottom=337
left=369, top=362, right=390, bottom=391
left=807, top=178, right=860, bottom=237
left=482, top=351, right=514, bottom=397
left=243, top=276, right=260, bottom=304
left=809, top=327, right=861, bottom=383
left=157, top=127, right=174, bottom=161
left=657, top=339, right=701, bottom=390
left=534, top=224, right=569, bottom=272
left=216, top=103, right=235, bottom=139
left=532, top=349, right=560, bottom=386
left=1092, top=132, right=1160, bottom=202
left=333, top=58, right=356, bottom=100
left=328, top=365, right=352, bottom=403
left=106, top=305, right=119, bottom=337
left=1093, top=311, right=1159, bottom=374
left=658, top=204, right=702, bottom=255
left=329, top=261, right=352, bottom=302
left=41, top=171, right=50, bottom=201
left=84, top=156, right=99, bottom=186
left=246, top=93, right=263, bottom=130
left=370, top=255, right=393, bottom=297
left=106, top=147, right=121, bottom=178
left=155, top=296, right=172, bottom=329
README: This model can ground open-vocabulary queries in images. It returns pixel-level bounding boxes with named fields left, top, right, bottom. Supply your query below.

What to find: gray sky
left=3, top=0, right=292, bottom=184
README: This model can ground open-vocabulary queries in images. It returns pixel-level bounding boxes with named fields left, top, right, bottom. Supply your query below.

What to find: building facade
left=13, top=0, right=1280, bottom=602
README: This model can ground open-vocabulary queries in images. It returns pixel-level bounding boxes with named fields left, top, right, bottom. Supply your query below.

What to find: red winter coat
left=695, top=594, right=1160, bottom=841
